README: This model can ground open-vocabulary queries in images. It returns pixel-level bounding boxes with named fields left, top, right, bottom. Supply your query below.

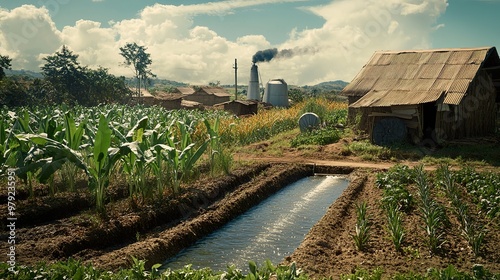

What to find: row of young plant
left=1, top=104, right=233, bottom=213
left=436, top=165, right=487, bottom=257
left=373, top=164, right=498, bottom=256
left=2, top=259, right=498, bottom=280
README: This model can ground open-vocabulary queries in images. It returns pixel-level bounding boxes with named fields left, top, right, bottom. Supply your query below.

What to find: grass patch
left=291, top=128, right=342, bottom=147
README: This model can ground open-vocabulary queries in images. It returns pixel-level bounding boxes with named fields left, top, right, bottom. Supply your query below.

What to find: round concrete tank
left=263, top=79, right=288, bottom=107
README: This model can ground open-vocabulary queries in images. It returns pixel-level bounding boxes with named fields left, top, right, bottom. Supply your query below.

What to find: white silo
left=263, top=79, right=288, bottom=107
left=247, top=63, right=260, bottom=101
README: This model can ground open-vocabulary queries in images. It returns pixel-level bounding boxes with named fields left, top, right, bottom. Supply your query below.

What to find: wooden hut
left=179, top=86, right=231, bottom=106
left=341, top=47, right=500, bottom=144
left=215, top=100, right=259, bottom=116
left=129, top=93, right=183, bottom=110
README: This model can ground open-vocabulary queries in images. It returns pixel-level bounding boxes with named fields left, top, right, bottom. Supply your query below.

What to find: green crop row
left=2, top=259, right=498, bottom=280
left=0, top=105, right=233, bottom=213
left=452, top=166, right=500, bottom=220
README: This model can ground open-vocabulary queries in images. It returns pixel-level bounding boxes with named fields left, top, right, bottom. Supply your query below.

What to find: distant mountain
left=5, top=69, right=43, bottom=79
left=304, top=80, right=349, bottom=92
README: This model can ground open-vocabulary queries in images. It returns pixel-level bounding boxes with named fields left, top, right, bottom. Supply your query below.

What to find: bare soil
left=1, top=142, right=499, bottom=279
left=285, top=171, right=500, bottom=279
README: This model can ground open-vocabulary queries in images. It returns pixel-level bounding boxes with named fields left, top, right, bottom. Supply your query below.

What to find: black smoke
left=252, top=47, right=314, bottom=63
left=252, top=48, right=278, bottom=63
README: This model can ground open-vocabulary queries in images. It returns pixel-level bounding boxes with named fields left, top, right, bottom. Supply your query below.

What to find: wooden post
left=233, top=58, right=238, bottom=100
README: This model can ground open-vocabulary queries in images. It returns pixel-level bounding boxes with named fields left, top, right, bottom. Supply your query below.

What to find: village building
left=178, top=86, right=231, bottom=106
left=341, top=47, right=500, bottom=145
left=214, top=100, right=259, bottom=116
left=129, top=91, right=183, bottom=110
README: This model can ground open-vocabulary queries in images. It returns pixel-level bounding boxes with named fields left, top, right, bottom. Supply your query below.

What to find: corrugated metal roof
left=443, top=92, right=465, bottom=105
left=440, top=65, right=461, bottom=79
left=341, top=47, right=495, bottom=107
left=447, top=51, right=472, bottom=65
left=350, top=89, right=444, bottom=108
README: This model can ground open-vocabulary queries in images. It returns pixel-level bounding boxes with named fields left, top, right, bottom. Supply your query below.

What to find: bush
left=291, top=128, right=342, bottom=147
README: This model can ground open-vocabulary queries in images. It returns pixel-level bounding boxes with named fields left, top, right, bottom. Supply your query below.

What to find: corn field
left=0, top=100, right=348, bottom=213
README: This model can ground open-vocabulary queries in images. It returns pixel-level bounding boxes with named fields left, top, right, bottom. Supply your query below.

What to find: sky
left=1, top=0, right=499, bottom=86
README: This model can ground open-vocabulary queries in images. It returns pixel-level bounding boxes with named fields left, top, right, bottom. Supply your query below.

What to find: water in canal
left=162, top=175, right=349, bottom=272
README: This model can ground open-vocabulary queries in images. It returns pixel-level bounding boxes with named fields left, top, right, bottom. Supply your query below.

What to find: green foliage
left=2, top=260, right=498, bottom=280
left=375, top=164, right=415, bottom=212
left=342, top=140, right=392, bottom=161
left=299, top=99, right=329, bottom=121
left=291, top=128, right=341, bottom=147
left=340, top=267, right=383, bottom=280
left=453, top=166, right=500, bottom=220
left=436, top=165, right=485, bottom=256
left=120, top=42, right=155, bottom=95
left=351, top=201, right=371, bottom=251
left=415, top=165, right=448, bottom=254
left=0, top=54, right=12, bottom=80
left=0, top=259, right=309, bottom=280
left=2, top=105, right=231, bottom=211
left=1, top=46, right=130, bottom=107
left=205, top=118, right=233, bottom=176
left=384, top=201, right=405, bottom=251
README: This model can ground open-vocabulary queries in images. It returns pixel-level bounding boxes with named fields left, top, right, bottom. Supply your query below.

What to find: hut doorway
left=422, top=102, right=437, bottom=139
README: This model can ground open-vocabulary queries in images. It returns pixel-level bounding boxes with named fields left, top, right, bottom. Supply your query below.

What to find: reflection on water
left=162, top=175, right=349, bottom=272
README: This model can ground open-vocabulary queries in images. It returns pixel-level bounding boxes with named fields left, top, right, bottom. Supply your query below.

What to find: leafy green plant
left=453, top=166, right=499, bottom=220
left=415, top=165, right=447, bottom=254
left=351, top=201, right=371, bottom=251
left=340, top=267, right=383, bottom=280
left=291, top=128, right=341, bottom=147
left=384, top=201, right=405, bottom=251
left=376, top=165, right=414, bottom=212
left=437, top=164, right=485, bottom=256
left=205, top=117, right=233, bottom=176
left=87, top=115, right=131, bottom=213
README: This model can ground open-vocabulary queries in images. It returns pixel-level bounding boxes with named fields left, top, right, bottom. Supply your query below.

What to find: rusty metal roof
left=342, top=47, right=496, bottom=106
left=350, top=89, right=444, bottom=108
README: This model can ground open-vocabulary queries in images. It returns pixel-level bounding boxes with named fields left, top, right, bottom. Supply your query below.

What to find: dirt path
left=236, top=155, right=432, bottom=170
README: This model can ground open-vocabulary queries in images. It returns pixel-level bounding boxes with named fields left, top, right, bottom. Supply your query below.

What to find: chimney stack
left=247, top=63, right=260, bottom=101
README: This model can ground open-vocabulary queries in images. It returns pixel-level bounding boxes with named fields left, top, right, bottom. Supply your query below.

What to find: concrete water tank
left=263, top=79, right=288, bottom=107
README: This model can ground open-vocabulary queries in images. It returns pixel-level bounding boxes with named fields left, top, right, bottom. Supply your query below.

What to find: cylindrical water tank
left=247, top=64, right=260, bottom=101
left=263, top=79, right=288, bottom=107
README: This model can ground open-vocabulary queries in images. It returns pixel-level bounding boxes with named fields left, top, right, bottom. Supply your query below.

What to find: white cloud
left=0, top=5, right=62, bottom=70
left=0, top=0, right=448, bottom=85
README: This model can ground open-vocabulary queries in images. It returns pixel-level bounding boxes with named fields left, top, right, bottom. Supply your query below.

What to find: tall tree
left=0, top=54, right=12, bottom=80
left=41, top=45, right=85, bottom=104
left=119, top=42, right=155, bottom=96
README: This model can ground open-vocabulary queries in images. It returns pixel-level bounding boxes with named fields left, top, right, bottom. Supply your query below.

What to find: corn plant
left=87, top=115, right=132, bottom=213
left=164, top=120, right=209, bottom=195
left=205, top=118, right=233, bottom=176
left=60, top=111, right=87, bottom=191
left=116, top=116, right=151, bottom=198
left=147, top=127, right=174, bottom=197
left=14, top=133, right=88, bottom=196
left=415, top=165, right=447, bottom=254
left=351, top=201, right=371, bottom=251
left=437, top=164, right=485, bottom=256
left=384, top=202, right=405, bottom=251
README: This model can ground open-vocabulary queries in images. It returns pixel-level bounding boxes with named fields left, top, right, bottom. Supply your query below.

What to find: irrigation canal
left=162, top=175, right=349, bottom=272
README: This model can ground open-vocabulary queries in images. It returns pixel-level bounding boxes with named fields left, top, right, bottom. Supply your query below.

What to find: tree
left=83, top=67, right=131, bottom=105
left=0, top=54, right=12, bottom=80
left=40, top=46, right=131, bottom=106
left=119, top=42, right=155, bottom=96
left=41, top=45, right=86, bottom=104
